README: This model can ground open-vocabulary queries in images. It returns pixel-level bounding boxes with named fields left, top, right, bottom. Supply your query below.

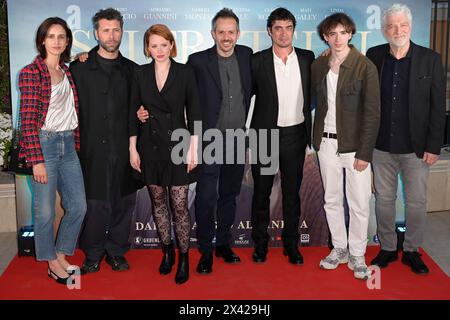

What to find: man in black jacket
left=250, top=7, right=314, bottom=265
left=367, top=4, right=446, bottom=274
left=70, top=8, right=140, bottom=274
left=188, top=8, right=253, bottom=274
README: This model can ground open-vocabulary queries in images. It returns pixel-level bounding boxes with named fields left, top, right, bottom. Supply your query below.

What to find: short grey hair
left=211, top=8, right=240, bottom=32
left=381, top=3, right=412, bottom=29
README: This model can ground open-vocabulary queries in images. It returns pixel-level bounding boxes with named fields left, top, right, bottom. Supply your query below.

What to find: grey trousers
left=372, top=149, right=430, bottom=252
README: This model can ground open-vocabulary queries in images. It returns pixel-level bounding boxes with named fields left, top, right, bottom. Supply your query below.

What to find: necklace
left=47, top=64, right=64, bottom=85
left=155, top=61, right=170, bottom=91
left=328, top=49, right=350, bottom=73
left=155, top=61, right=170, bottom=77
left=329, top=52, right=349, bottom=66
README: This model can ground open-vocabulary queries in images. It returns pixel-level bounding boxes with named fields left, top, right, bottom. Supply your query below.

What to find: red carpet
left=0, top=246, right=449, bottom=300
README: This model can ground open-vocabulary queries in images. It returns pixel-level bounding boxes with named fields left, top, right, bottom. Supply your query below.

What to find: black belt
left=323, top=132, right=337, bottom=139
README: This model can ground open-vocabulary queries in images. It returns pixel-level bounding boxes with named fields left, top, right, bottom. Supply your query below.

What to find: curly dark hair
left=317, top=13, right=356, bottom=43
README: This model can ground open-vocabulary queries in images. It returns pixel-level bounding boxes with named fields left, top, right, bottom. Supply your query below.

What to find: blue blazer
left=187, top=45, right=253, bottom=131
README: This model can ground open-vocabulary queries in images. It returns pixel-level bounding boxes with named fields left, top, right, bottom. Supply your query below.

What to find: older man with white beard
left=366, top=3, right=446, bottom=275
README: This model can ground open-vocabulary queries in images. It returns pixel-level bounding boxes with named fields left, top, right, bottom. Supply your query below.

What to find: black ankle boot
left=159, top=242, right=175, bottom=275
left=175, top=251, right=189, bottom=285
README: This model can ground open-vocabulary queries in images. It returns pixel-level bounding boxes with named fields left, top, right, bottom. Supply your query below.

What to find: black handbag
left=7, top=114, right=33, bottom=175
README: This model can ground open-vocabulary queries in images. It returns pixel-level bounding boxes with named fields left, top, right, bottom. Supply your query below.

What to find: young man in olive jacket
left=311, top=13, right=380, bottom=280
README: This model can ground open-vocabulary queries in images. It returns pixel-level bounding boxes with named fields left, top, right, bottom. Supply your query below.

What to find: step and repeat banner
left=8, top=0, right=431, bottom=249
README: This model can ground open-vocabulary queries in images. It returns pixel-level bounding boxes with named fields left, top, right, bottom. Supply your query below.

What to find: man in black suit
left=367, top=4, right=446, bottom=274
left=188, top=8, right=253, bottom=274
left=250, top=7, right=314, bottom=264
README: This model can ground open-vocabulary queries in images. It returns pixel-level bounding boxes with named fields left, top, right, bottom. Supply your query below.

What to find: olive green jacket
left=311, top=45, right=380, bottom=162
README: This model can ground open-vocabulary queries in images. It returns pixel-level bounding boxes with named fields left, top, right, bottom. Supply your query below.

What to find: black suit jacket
left=187, top=45, right=253, bottom=130
left=366, top=42, right=446, bottom=157
left=250, top=47, right=314, bottom=146
left=129, top=60, right=201, bottom=161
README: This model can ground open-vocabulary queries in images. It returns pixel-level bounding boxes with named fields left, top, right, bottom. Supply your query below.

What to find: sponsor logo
left=234, top=233, right=250, bottom=245
left=134, top=237, right=160, bottom=245
left=373, top=234, right=380, bottom=243
left=300, top=234, right=310, bottom=243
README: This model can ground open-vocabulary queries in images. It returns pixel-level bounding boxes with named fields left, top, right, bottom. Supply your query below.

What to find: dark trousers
left=79, top=156, right=137, bottom=261
left=195, top=145, right=245, bottom=254
left=251, top=123, right=307, bottom=248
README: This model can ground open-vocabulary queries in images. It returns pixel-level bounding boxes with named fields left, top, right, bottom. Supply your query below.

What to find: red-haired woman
left=129, top=24, right=201, bottom=284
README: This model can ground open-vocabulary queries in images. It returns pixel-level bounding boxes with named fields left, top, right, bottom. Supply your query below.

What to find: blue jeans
left=32, top=130, right=87, bottom=261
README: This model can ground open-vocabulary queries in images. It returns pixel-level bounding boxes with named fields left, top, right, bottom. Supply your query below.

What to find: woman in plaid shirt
left=18, top=17, right=86, bottom=285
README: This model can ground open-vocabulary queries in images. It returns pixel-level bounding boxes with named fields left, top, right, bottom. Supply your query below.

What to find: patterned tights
left=147, top=185, right=190, bottom=253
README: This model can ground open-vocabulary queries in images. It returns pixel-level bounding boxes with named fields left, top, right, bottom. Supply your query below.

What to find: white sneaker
left=319, top=248, right=349, bottom=269
left=348, top=254, right=371, bottom=280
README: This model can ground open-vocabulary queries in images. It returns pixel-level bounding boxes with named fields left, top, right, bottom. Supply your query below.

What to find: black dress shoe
left=175, top=251, right=189, bottom=284
left=215, top=245, right=241, bottom=263
left=283, top=247, right=304, bottom=265
left=252, top=246, right=268, bottom=263
left=48, top=268, right=70, bottom=285
left=196, top=252, right=213, bottom=274
left=402, top=251, right=429, bottom=274
left=370, top=249, right=398, bottom=268
left=80, top=259, right=101, bottom=275
left=159, top=242, right=175, bottom=275
left=105, top=256, right=130, bottom=271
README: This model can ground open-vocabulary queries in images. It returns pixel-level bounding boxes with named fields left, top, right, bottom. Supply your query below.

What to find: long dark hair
left=35, top=17, right=72, bottom=63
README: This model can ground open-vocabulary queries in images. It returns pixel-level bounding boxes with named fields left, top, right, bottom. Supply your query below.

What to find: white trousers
left=318, top=138, right=372, bottom=256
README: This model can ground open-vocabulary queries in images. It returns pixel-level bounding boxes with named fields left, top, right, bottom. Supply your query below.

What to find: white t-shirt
left=324, top=69, right=338, bottom=133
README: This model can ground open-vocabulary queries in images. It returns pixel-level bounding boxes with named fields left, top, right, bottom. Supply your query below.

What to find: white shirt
left=273, top=48, right=304, bottom=127
left=324, top=69, right=338, bottom=133
left=42, top=74, right=78, bottom=132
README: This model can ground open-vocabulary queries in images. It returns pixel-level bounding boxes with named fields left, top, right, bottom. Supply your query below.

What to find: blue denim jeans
left=32, top=130, right=87, bottom=261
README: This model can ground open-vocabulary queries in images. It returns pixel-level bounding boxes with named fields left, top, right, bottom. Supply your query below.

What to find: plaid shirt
left=18, top=56, right=80, bottom=166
